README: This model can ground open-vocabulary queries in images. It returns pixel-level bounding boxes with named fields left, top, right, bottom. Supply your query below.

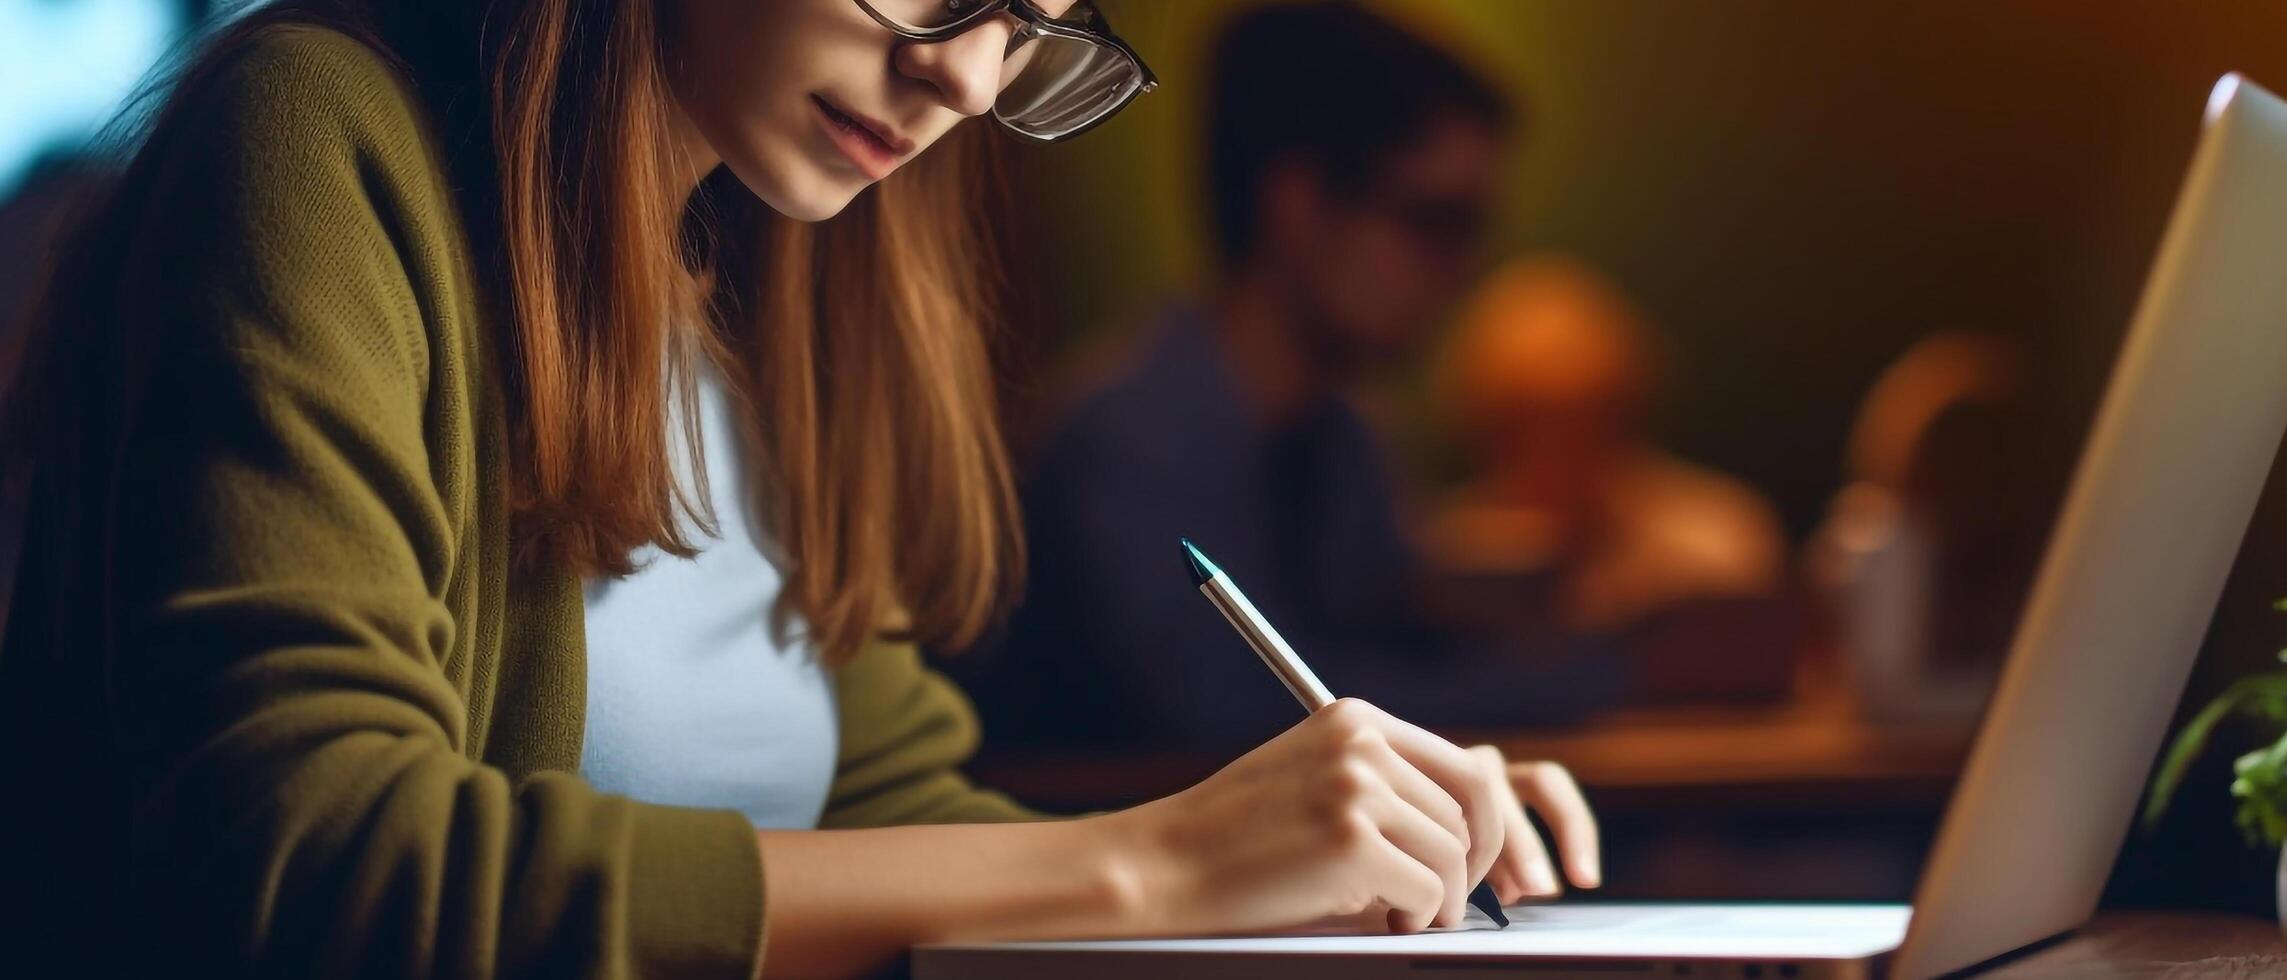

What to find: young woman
left=0, top=0, right=1600, bottom=976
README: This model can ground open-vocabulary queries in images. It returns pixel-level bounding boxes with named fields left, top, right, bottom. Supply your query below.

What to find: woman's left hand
left=1467, top=746, right=1602, bottom=902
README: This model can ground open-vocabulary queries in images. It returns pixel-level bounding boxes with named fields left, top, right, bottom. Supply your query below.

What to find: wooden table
left=1461, top=699, right=1973, bottom=805
left=1978, top=912, right=2287, bottom=977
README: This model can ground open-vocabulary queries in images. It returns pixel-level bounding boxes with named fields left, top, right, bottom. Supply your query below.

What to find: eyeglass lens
left=863, top=0, right=1143, bottom=139
left=997, top=31, right=1143, bottom=139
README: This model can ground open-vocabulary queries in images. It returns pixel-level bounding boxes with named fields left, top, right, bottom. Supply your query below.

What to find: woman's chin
left=735, top=163, right=868, bottom=224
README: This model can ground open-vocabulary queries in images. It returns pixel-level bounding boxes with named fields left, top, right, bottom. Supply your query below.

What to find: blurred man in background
left=964, top=0, right=1618, bottom=750
left=1422, top=256, right=1795, bottom=704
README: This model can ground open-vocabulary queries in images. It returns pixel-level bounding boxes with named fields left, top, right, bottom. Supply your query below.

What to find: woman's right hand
left=1101, top=698, right=1522, bottom=936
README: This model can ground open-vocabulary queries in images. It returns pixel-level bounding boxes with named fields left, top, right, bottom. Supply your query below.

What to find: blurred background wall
left=987, top=0, right=2287, bottom=916
left=1012, top=0, right=2287, bottom=528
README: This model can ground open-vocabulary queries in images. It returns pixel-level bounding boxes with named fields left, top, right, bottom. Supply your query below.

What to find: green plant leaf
left=2144, top=674, right=2287, bottom=830
left=2228, top=733, right=2287, bottom=847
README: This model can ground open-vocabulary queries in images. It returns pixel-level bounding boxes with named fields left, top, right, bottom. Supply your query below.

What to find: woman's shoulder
left=20, top=18, right=496, bottom=437
left=136, top=21, right=475, bottom=383
left=179, top=21, right=437, bottom=176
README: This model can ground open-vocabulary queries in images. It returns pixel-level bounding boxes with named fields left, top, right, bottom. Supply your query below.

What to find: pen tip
left=1469, top=884, right=1510, bottom=927
left=1180, top=538, right=1214, bottom=586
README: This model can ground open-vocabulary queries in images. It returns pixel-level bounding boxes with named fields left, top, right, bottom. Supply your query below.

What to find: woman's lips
left=812, top=95, right=908, bottom=181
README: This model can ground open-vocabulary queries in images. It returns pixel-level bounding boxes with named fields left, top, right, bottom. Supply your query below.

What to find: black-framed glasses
left=852, top=0, right=1158, bottom=142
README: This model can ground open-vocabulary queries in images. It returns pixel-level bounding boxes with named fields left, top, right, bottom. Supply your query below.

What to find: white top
left=578, top=361, right=838, bottom=830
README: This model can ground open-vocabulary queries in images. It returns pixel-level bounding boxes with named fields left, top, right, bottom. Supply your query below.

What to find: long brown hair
left=10, top=0, right=1024, bottom=663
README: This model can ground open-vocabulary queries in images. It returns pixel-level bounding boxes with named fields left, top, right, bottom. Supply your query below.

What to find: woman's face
left=667, top=0, right=1071, bottom=221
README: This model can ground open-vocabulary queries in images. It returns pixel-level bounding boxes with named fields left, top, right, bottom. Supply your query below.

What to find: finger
left=1487, top=863, right=1526, bottom=905
left=1358, top=828, right=1451, bottom=934
left=1472, top=746, right=1546, bottom=904
left=1364, top=735, right=1469, bottom=859
left=1359, top=774, right=1470, bottom=928
left=1350, top=703, right=1504, bottom=887
left=1513, top=761, right=1602, bottom=888
left=1498, top=800, right=1560, bottom=899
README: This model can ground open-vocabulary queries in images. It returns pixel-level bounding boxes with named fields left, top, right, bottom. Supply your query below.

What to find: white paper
left=923, top=903, right=1913, bottom=960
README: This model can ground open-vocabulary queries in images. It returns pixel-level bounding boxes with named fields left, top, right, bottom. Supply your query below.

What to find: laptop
left=916, top=72, right=2287, bottom=980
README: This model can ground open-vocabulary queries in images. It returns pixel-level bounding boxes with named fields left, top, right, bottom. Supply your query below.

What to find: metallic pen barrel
left=1179, top=537, right=1511, bottom=928
left=1197, top=577, right=1336, bottom=709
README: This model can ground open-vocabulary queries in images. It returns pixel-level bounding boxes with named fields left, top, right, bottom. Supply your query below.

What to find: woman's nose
left=895, top=21, right=1010, bottom=118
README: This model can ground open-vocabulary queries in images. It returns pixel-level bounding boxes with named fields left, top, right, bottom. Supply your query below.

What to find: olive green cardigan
left=0, top=25, right=1031, bottom=979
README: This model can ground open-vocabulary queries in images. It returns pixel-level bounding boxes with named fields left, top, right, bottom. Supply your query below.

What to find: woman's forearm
left=749, top=704, right=1606, bottom=978
left=753, top=816, right=1156, bottom=978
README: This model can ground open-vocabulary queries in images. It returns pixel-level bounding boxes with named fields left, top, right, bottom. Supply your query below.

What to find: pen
left=1180, top=537, right=1511, bottom=929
